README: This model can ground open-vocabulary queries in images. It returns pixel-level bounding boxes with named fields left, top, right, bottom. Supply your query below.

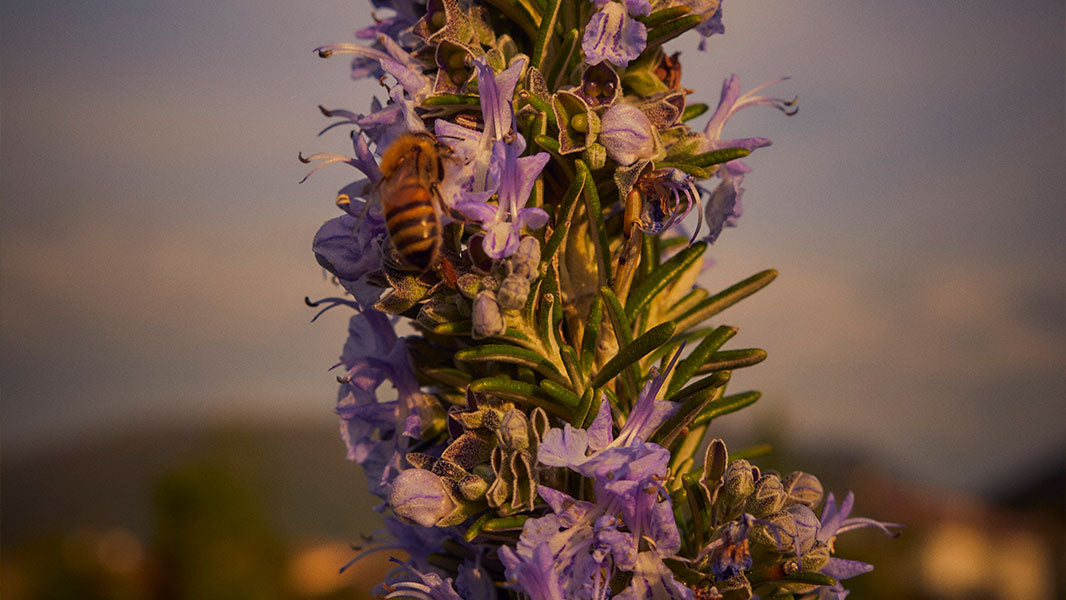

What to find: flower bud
left=716, top=574, right=752, bottom=600
left=801, top=541, right=830, bottom=572
left=456, top=273, right=483, bottom=299
left=787, top=504, right=820, bottom=554
left=388, top=468, right=456, bottom=527
left=745, top=473, right=786, bottom=517
left=417, top=298, right=463, bottom=328
left=457, top=473, right=489, bottom=501
left=722, top=459, right=756, bottom=503
left=497, top=274, right=530, bottom=311
left=510, top=236, right=541, bottom=280
left=582, top=142, right=607, bottom=171
left=472, top=291, right=506, bottom=338
left=781, top=471, right=823, bottom=509
left=599, top=103, right=656, bottom=166
left=749, top=509, right=797, bottom=554
left=497, top=408, right=531, bottom=450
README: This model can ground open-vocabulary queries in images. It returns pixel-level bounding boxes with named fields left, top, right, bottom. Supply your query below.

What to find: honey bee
left=375, top=131, right=447, bottom=272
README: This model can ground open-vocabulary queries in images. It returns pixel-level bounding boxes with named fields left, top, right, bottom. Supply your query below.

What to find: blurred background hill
left=3, top=421, right=1062, bottom=599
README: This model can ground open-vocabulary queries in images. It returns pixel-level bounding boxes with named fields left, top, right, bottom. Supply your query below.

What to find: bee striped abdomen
left=384, top=182, right=440, bottom=271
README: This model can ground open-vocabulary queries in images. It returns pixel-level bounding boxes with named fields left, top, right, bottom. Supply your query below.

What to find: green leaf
left=690, top=390, right=761, bottom=427
left=536, top=272, right=559, bottom=346
left=651, top=370, right=728, bottom=447
left=433, top=320, right=473, bottom=335
left=419, top=367, right=473, bottom=390
left=650, top=161, right=712, bottom=179
left=520, top=91, right=558, bottom=130
left=546, top=29, right=580, bottom=90
left=541, top=173, right=586, bottom=266
left=667, top=368, right=733, bottom=405
left=575, top=160, right=611, bottom=287
left=625, top=242, right=707, bottom=320
left=464, top=514, right=529, bottom=541
left=681, top=473, right=708, bottom=550
left=481, top=514, right=529, bottom=532
left=455, top=344, right=567, bottom=384
left=559, top=343, right=583, bottom=389
left=600, top=286, right=638, bottom=396
left=645, top=326, right=716, bottom=365
left=634, top=5, right=691, bottom=27
left=681, top=102, right=708, bottom=122
left=534, top=133, right=561, bottom=153
left=590, top=321, right=676, bottom=388
left=600, top=286, right=634, bottom=346
left=539, top=379, right=582, bottom=409
left=531, top=0, right=562, bottom=70
left=581, top=389, right=602, bottom=428
left=665, top=325, right=737, bottom=397
left=676, top=269, right=777, bottom=332
left=469, top=376, right=574, bottom=417
left=502, top=326, right=537, bottom=346
left=580, top=296, right=604, bottom=373
left=421, top=94, right=481, bottom=107
left=571, top=386, right=596, bottom=427
left=621, top=69, right=669, bottom=96
left=696, top=348, right=768, bottom=374
left=754, top=571, right=838, bottom=588
left=645, top=14, right=703, bottom=46
left=684, top=146, right=751, bottom=168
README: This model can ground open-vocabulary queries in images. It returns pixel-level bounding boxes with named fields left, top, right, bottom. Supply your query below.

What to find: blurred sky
left=2, top=0, right=1063, bottom=493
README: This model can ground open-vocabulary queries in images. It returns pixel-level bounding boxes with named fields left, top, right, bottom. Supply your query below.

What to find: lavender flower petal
left=582, top=2, right=647, bottom=68
left=599, top=103, right=657, bottom=166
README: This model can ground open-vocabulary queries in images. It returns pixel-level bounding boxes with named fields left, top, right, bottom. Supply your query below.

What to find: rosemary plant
left=303, top=0, right=899, bottom=597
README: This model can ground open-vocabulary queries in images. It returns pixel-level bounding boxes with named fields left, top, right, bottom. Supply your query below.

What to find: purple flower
left=388, top=468, right=457, bottom=527
left=434, top=57, right=526, bottom=205
left=441, top=58, right=550, bottom=259
left=499, top=543, right=568, bottom=600
left=633, top=168, right=705, bottom=244
left=315, top=33, right=432, bottom=149
left=703, top=515, right=755, bottom=580
left=371, top=558, right=467, bottom=600
left=455, top=137, right=550, bottom=259
left=519, top=354, right=692, bottom=599
left=335, top=309, right=431, bottom=496
left=698, top=75, right=795, bottom=243
left=702, top=160, right=746, bottom=244
left=673, top=0, right=724, bottom=50
left=354, top=0, right=424, bottom=61
left=599, top=103, right=658, bottom=166
left=818, top=491, right=901, bottom=544
left=613, top=552, right=694, bottom=600
left=472, top=290, right=506, bottom=338
left=812, top=491, right=902, bottom=598
left=582, top=0, right=651, bottom=68
left=312, top=183, right=389, bottom=308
